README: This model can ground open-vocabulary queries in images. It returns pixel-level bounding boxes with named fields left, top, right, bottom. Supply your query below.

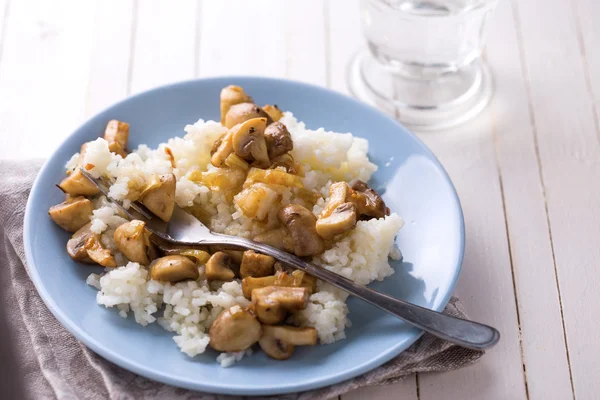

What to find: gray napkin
left=0, top=160, right=484, bottom=400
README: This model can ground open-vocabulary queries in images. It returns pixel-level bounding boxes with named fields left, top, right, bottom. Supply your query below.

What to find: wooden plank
left=329, top=0, right=526, bottom=398
left=129, top=0, right=197, bottom=94
left=0, top=0, right=97, bottom=159
left=85, top=0, right=135, bottom=116
left=344, top=380, right=418, bottom=400
left=484, top=1, right=575, bottom=399
left=0, top=0, right=8, bottom=61
left=514, top=0, right=600, bottom=399
left=199, top=0, right=293, bottom=78
left=199, top=0, right=325, bottom=83
left=572, top=0, right=600, bottom=103
left=417, top=109, right=527, bottom=400
left=281, top=0, right=327, bottom=85
left=327, top=1, right=418, bottom=399
left=327, top=0, right=363, bottom=95
left=198, top=0, right=285, bottom=77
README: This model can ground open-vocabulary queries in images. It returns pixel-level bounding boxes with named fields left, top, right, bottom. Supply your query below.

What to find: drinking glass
left=347, top=0, right=499, bottom=130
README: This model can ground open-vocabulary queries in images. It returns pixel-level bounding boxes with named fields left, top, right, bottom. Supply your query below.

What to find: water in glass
left=361, top=0, right=498, bottom=79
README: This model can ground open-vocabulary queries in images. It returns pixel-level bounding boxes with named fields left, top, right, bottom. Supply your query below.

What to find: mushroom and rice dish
left=49, top=85, right=404, bottom=367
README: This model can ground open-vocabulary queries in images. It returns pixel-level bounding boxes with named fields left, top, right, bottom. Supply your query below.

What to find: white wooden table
left=1, top=0, right=598, bottom=399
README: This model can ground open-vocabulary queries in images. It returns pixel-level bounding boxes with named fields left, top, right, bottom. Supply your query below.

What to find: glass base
left=347, top=49, right=494, bottom=131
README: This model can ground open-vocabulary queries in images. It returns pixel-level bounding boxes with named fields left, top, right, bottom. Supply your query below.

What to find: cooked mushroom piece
left=84, top=236, right=117, bottom=268
left=66, top=222, right=97, bottom=263
left=231, top=118, right=270, bottom=168
left=113, top=220, right=154, bottom=265
left=273, top=261, right=291, bottom=274
left=241, top=275, right=277, bottom=299
left=209, top=305, right=262, bottom=352
left=139, top=173, right=176, bottom=222
left=269, top=153, right=298, bottom=174
left=240, top=250, right=275, bottom=278
left=259, top=326, right=317, bottom=360
left=224, top=102, right=272, bottom=129
left=348, top=180, right=389, bottom=220
left=262, top=104, right=284, bottom=122
left=108, top=141, right=127, bottom=157
left=278, top=270, right=317, bottom=295
left=277, top=204, right=325, bottom=257
left=251, top=286, right=309, bottom=325
left=205, top=252, right=236, bottom=281
left=103, top=120, right=129, bottom=150
left=244, top=167, right=303, bottom=188
left=220, top=85, right=253, bottom=124
left=174, top=249, right=210, bottom=264
left=242, top=270, right=316, bottom=299
left=315, top=202, right=357, bottom=239
left=58, top=169, right=100, bottom=197
left=319, top=181, right=350, bottom=219
left=224, top=152, right=249, bottom=170
left=210, top=132, right=234, bottom=168
left=253, top=227, right=295, bottom=253
left=264, top=122, right=293, bottom=159
left=48, top=196, right=94, bottom=232
left=150, top=255, right=199, bottom=282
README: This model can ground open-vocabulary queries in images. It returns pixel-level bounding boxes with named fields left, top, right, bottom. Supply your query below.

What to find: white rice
left=80, top=113, right=404, bottom=367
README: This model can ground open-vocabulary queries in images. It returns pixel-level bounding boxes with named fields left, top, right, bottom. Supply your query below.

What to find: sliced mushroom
left=205, top=252, right=236, bottom=281
left=224, top=102, right=272, bottom=129
left=84, top=236, right=117, bottom=268
left=210, top=132, right=234, bottom=168
left=220, top=85, right=253, bottom=124
left=253, top=227, right=295, bottom=253
left=259, top=326, right=317, bottom=360
left=241, top=275, right=277, bottom=299
left=58, top=169, right=100, bottom=197
left=150, top=255, right=199, bottom=282
left=242, top=270, right=316, bottom=299
left=273, top=261, right=291, bottom=274
left=244, top=167, right=303, bottom=188
left=48, top=196, right=94, bottom=232
left=103, top=120, right=129, bottom=150
left=262, top=104, right=284, bottom=122
left=264, top=122, right=293, bottom=159
left=270, top=153, right=298, bottom=174
left=139, top=173, right=176, bottom=222
left=209, top=305, right=262, bottom=352
left=174, top=249, right=210, bottom=264
left=231, top=117, right=270, bottom=168
left=319, top=181, right=350, bottom=219
left=113, top=220, right=154, bottom=265
left=240, top=250, right=275, bottom=278
left=277, top=204, right=325, bottom=257
left=315, top=202, right=357, bottom=239
left=224, top=152, right=249, bottom=171
left=348, top=180, right=389, bottom=220
left=251, top=286, right=309, bottom=325
left=213, top=248, right=244, bottom=265
left=279, top=270, right=317, bottom=295
left=108, top=141, right=127, bottom=157
left=66, top=222, right=96, bottom=263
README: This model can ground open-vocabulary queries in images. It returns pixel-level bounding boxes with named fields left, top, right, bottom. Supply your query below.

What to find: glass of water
left=347, top=0, right=499, bottom=130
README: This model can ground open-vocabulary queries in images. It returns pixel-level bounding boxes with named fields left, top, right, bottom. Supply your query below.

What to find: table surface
left=1, top=0, right=598, bottom=399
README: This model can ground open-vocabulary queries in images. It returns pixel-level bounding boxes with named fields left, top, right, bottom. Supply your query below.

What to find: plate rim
left=23, top=75, right=465, bottom=395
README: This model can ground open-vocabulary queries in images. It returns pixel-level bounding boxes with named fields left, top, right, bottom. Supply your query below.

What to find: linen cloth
left=0, top=160, right=484, bottom=400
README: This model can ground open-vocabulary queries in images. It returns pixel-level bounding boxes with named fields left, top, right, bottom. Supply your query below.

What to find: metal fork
left=81, top=168, right=500, bottom=350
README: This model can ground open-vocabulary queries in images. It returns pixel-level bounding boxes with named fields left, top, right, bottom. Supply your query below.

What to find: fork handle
left=196, top=236, right=499, bottom=350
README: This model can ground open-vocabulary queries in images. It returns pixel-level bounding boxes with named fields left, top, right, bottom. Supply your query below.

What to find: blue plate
left=24, top=77, right=464, bottom=395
